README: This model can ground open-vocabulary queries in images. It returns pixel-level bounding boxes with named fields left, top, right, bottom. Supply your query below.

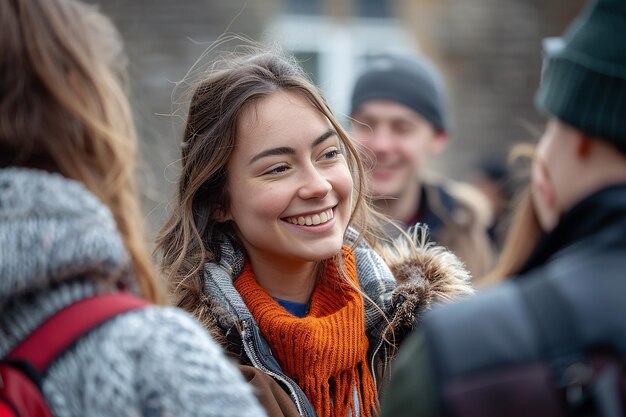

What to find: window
left=285, top=0, right=322, bottom=15
left=357, top=0, right=391, bottom=18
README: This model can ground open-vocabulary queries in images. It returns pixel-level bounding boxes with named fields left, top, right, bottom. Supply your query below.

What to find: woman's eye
left=321, top=149, right=340, bottom=160
left=264, top=165, right=289, bottom=175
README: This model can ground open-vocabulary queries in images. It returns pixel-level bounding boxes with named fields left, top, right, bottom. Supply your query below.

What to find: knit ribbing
left=534, top=0, right=626, bottom=151
left=235, top=246, right=378, bottom=417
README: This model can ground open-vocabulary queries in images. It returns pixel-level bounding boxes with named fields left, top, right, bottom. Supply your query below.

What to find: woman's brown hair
left=155, top=47, right=387, bottom=318
left=0, top=0, right=163, bottom=303
left=479, top=144, right=542, bottom=287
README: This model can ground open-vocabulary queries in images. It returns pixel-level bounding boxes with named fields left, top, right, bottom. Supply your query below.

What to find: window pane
left=357, top=0, right=391, bottom=18
left=285, top=0, right=322, bottom=15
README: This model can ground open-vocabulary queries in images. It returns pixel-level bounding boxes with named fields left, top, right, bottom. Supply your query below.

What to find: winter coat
left=0, top=168, right=266, bottom=417
left=381, top=184, right=626, bottom=417
left=195, top=225, right=475, bottom=417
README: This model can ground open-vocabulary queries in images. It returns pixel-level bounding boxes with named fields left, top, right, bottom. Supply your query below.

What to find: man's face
left=352, top=100, right=446, bottom=199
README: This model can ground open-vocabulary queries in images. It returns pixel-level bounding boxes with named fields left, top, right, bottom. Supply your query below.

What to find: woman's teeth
left=285, top=208, right=334, bottom=226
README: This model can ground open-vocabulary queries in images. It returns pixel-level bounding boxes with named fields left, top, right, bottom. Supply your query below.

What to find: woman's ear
left=213, top=207, right=232, bottom=223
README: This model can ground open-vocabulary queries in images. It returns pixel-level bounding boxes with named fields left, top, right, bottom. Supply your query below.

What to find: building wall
left=89, top=0, right=587, bottom=235
left=398, top=0, right=587, bottom=178
left=86, top=0, right=278, bottom=235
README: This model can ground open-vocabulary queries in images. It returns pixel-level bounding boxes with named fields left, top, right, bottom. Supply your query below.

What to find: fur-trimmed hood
left=198, top=226, right=474, bottom=350
left=378, top=226, right=475, bottom=343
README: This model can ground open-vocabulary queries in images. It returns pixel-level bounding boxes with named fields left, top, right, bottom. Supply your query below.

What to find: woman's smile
left=282, top=206, right=335, bottom=226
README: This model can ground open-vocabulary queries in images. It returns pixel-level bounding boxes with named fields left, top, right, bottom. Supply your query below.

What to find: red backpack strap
left=6, top=292, right=149, bottom=372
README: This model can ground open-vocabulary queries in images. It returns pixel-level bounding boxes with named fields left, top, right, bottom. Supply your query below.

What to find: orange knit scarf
left=234, top=246, right=377, bottom=417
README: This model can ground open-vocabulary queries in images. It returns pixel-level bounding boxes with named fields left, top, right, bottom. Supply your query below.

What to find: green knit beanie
left=535, top=0, right=626, bottom=153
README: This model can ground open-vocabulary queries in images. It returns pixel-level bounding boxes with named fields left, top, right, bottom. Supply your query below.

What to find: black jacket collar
left=519, top=184, right=626, bottom=275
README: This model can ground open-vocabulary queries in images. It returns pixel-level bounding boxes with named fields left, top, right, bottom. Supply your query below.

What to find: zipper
left=241, top=320, right=314, bottom=417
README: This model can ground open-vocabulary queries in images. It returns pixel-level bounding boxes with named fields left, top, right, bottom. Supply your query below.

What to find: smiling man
left=350, top=54, right=493, bottom=279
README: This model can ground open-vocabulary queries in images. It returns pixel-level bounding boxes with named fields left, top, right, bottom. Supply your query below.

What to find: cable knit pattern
left=235, top=247, right=377, bottom=417
left=0, top=168, right=266, bottom=417
left=204, top=228, right=397, bottom=330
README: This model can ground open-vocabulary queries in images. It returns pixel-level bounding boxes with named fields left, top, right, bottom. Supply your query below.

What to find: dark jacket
left=381, top=184, right=626, bottom=417
left=196, top=228, right=475, bottom=417
left=389, top=181, right=494, bottom=280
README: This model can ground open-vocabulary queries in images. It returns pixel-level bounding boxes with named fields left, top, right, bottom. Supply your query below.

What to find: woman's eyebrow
left=249, top=146, right=295, bottom=165
left=311, top=129, right=337, bottom=147
left=248, top=129, right=337, bottom=165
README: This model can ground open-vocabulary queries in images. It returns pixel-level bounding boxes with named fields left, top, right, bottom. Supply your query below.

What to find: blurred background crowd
left=84, top=0, right=586, bottom=239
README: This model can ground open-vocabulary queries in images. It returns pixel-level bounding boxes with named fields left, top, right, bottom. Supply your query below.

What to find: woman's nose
left=298, top=166, right=332, bottom=200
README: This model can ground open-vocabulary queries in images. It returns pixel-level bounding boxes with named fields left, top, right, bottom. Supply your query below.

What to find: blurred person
left=0, top=1, right=267, bottom=416
left=350, top=54, right=494, bottom=279
left=476, top=187, right=542, bottom=289
left=155, top=48, right=474, bottom=417
left=380, top=0, right=626, bottom=415
left=469, top=157, right=513, bottom=251
left=478, top=144, right=542, bottom=288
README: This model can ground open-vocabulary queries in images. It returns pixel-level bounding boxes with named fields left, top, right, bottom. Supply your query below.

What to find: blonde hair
left=156, top=47, right=388, bottom=318
left=0, top=0, right=163, bottom=303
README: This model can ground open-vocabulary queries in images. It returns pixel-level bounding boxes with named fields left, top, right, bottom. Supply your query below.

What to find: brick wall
left=401, top=0, right=587, bottom=179
left=86, top=0, right=276, bottom=235
left=88, top=0, right=587, bottom=234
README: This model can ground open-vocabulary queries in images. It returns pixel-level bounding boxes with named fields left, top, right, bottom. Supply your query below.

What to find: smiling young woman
left=0, top=1, right=266, bottom=416
left=155, top=48, right=475, bottom=417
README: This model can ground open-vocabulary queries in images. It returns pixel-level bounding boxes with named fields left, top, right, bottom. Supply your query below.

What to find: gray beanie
left=350, top=54, right=450, bottom=132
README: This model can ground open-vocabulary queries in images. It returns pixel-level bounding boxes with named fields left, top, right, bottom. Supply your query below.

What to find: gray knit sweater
left=0, top=168, right=266, bottom=417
